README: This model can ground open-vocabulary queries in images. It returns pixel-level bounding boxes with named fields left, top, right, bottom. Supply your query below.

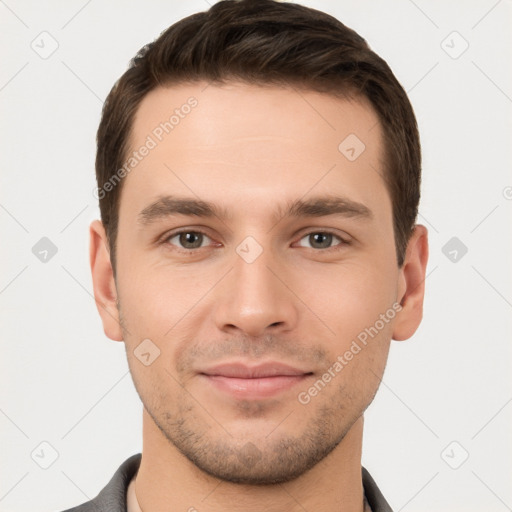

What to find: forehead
left=119, top=81, right=389, bottom=223
left=131, top=81, right=381, bottom=154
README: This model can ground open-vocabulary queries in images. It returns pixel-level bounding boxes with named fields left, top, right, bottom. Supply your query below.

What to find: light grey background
left=1, top=1, right=511, bottom=511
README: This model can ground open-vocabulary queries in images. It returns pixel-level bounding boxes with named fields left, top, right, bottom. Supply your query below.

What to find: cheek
left=126, top=352, right=177, bottom=418
left=116, top=256, right=212, bottom=337
left=297, top=259, right=396, bottom=395
left=299, top=259, right=397, bottom=337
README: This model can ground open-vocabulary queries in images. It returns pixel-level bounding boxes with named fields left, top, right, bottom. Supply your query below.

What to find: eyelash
left=159, top=229, right=351, bottom=253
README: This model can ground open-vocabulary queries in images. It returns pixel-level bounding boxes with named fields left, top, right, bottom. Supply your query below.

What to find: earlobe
left=89, top=220, right=124, bottom=341
left=392, top=224, right=429, bottom=341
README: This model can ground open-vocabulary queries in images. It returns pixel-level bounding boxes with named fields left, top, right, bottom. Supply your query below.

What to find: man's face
left=111, top=82, right=404, bottom=484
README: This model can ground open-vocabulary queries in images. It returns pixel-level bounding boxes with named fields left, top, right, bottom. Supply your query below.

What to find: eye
left=296, top=231, right=347, bottom=250
left=165, top=230, right=212, bottom=250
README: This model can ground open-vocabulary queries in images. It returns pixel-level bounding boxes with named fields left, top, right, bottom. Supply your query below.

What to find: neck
left=135, top=408, right=365, bottom=512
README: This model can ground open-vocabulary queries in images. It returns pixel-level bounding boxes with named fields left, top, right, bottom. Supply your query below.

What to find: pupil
left=180, top=232, right=202, bottom=248
left=311, top=233, right=331, bottom=248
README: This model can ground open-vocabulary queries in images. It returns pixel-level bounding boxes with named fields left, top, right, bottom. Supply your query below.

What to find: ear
left=89, top=219, right=123, bottom=341
left=393, top=224, right=429, bottom=341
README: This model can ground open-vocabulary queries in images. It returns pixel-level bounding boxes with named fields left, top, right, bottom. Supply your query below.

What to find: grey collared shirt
left=59, top=453, right=393, bottom=512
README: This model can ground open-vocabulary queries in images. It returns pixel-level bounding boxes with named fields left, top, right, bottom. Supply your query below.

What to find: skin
left=90, top=81, right=428, bottom=511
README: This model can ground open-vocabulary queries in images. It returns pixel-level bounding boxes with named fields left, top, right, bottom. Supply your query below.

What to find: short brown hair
left=96, top=0, right=421, bottom=275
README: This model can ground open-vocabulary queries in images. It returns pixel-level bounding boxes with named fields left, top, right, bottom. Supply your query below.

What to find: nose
left=213, top=244, right=299, bottom=338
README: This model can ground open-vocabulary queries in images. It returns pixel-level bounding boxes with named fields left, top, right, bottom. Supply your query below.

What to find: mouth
left=198, top=362, right=314, bottom=399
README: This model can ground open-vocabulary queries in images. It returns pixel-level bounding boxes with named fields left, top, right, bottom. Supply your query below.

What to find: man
left=63, top=0, right=428, bottom=510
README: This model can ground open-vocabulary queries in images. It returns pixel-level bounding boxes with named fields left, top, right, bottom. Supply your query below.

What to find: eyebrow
left=136, top=194, right=373, bottom=227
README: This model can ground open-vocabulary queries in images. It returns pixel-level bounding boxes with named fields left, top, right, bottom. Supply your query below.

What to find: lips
left=201, top=362, right=309, bottom=378
left=199, top=362, right=313, bottom=399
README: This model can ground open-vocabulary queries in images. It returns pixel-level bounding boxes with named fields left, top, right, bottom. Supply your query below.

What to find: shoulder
left=362, top=466, right=394, bottom=512
left=57, top=453, right=142, bottom=512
